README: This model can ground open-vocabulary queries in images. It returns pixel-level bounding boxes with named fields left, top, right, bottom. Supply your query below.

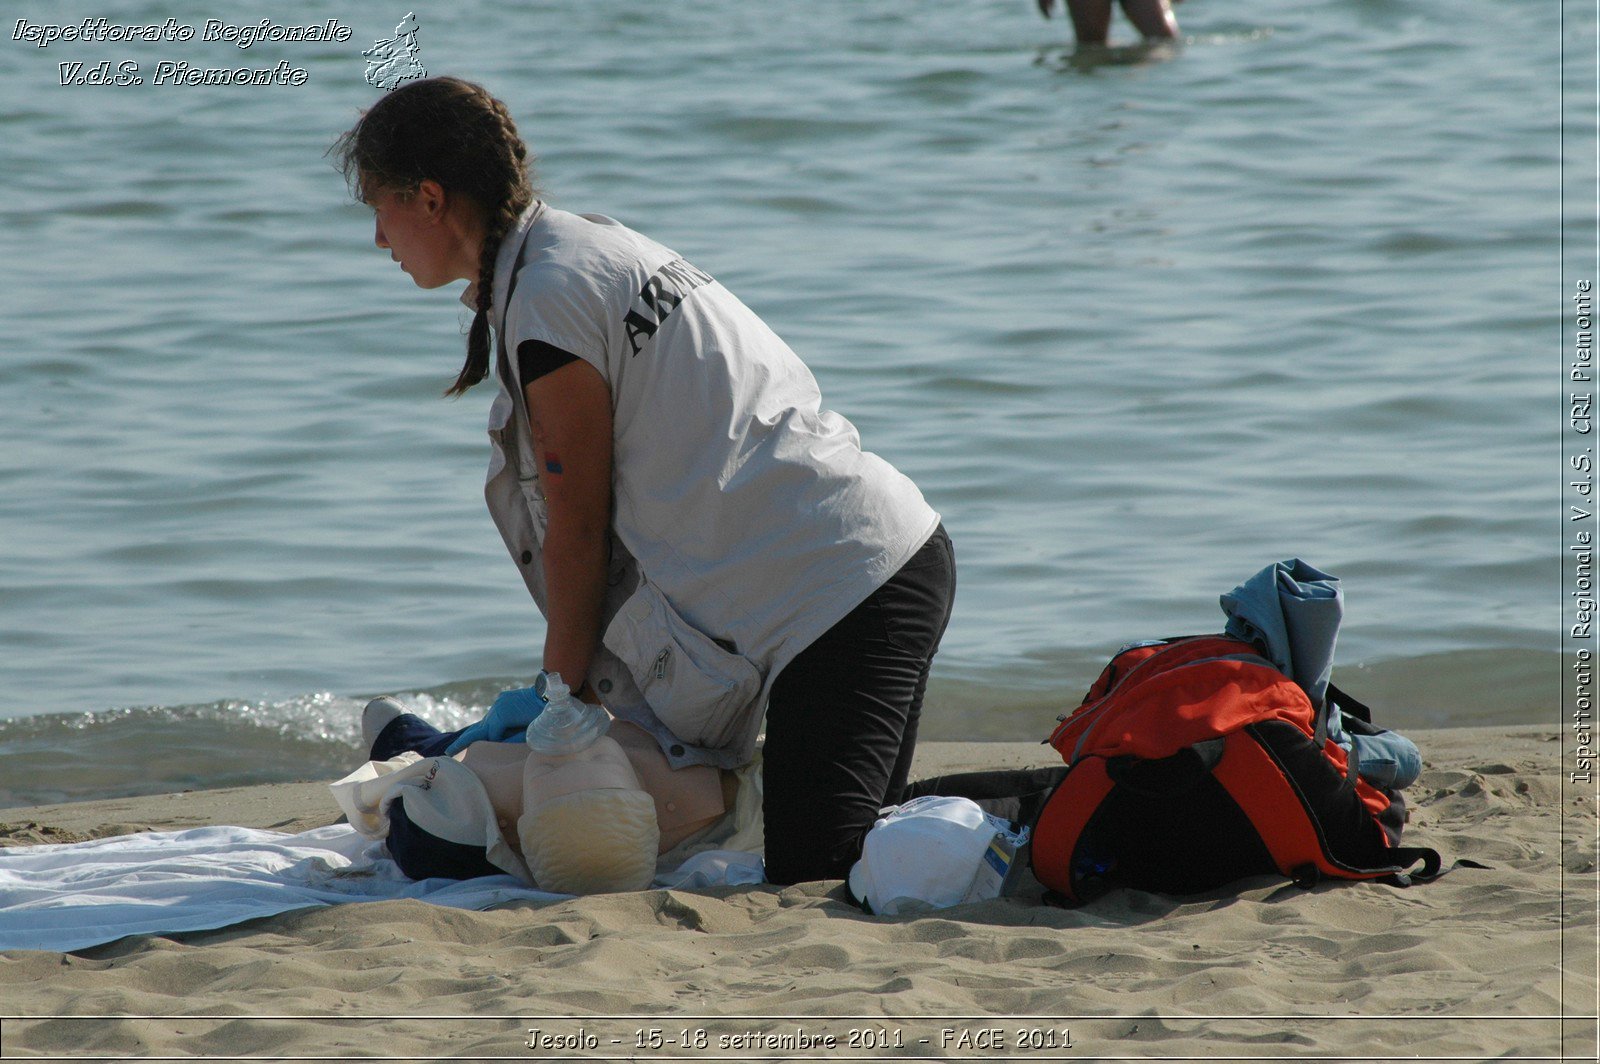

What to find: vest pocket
left=602, top=581, right=761, bottom=750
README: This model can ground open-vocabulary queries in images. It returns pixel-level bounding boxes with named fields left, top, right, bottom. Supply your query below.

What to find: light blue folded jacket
left=1220, top=559, right=1421, bottom=790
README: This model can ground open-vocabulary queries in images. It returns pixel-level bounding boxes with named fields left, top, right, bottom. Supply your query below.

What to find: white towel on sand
left=0, top=825, right=765, bottom=953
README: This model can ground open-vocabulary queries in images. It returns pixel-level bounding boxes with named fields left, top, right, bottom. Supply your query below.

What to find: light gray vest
left=481, top=204, right=938, bottom=769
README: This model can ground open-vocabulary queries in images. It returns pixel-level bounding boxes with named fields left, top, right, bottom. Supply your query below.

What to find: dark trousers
left=365, top=715, right=502, bottom=880
left=371, top=713, right=459, bottom=762
left=761, top=524, right=959, bottom=885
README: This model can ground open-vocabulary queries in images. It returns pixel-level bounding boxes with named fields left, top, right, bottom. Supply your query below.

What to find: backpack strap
left=1318, top=682, right=1375, bottom=779
left=1326, top=682, right=1373, bottom=724
left=1292, top=849, right=1489, bottom=890
left=1384, top=847, right=1443, bottom=881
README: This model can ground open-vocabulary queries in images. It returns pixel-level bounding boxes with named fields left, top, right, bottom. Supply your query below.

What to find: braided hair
left=333, top=77, right=535, bottom=396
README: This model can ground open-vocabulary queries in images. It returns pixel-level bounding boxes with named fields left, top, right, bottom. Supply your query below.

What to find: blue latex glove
left=443, top=685, right=548, bottom=754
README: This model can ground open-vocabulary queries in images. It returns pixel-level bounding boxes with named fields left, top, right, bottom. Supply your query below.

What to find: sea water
left=0, top=0, right=1577, bottom=805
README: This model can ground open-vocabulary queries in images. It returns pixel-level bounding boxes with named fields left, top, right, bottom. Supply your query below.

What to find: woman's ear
left=414, top=178, right=449, bottom=222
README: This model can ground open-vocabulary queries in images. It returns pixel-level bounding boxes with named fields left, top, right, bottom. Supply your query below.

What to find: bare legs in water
left=1038, top=0, right=1181, bottom=46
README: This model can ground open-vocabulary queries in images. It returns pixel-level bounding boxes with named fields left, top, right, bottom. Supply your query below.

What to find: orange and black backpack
left=1030, top=635, right=1448, bottom=905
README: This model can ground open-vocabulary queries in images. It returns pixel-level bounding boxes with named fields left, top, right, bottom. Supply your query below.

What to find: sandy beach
left=0, top=726, right=1593, bottom=1061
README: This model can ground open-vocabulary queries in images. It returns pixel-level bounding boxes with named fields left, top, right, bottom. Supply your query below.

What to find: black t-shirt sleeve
left=516, top=337, right=580, bottom=386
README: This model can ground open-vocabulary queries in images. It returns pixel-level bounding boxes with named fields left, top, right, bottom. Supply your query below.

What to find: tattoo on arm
left=544, top=451, right=564, bottom=476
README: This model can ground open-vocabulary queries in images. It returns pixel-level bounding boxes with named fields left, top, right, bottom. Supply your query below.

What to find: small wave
left=695, top=114, right=880, bottom=145
left=62, top=199, right=172, bottom=220
left=0, top=681, right=511, bottom=810
left=890, top=68, right=989, bottom=105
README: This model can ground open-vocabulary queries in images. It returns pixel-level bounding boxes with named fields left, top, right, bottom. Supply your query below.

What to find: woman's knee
left=762, top=827, right=871, bottom=885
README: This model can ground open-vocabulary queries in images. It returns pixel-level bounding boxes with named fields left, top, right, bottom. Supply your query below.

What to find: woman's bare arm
left=524, top=358, right=614, bottom=699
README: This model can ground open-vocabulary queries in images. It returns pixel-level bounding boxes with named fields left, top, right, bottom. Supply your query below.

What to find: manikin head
left=518, top=737, right=660, bottom=894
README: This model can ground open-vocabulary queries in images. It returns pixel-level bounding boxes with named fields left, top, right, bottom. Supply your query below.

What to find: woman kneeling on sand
left=333, top=76, right=953, bottom=888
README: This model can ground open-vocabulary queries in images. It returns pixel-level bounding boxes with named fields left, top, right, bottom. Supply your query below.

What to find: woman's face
left=367, top=181, right=468, bottom=290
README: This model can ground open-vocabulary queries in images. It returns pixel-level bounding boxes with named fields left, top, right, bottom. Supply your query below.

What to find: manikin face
left=518, top=784, right=660, bottom=894
left=367, top=181, right=466, bottom=290
left=517, top=736, right=660, bottom=894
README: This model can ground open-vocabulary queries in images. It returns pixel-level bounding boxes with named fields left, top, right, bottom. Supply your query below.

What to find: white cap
left=847, top=796, right=1021, bottom=915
